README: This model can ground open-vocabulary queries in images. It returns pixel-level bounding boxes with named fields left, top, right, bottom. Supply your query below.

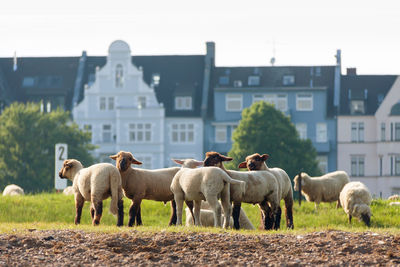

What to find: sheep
left=109, top=151, right=199, bottom=227
left=171, top=159, right=247, bottom=229
left=203, top=151, right=280, bottom=230
left=388, top=194, right=400, bottom=201
left=63, top=186, right=74, bottom=196
left=185, top=201, right=255, bottom=230
left=339, top=181, right=372, bottom=226
left=58, top=159, right=124, bottom=226
left=293, top=171, right=350, bottom=210
left=2, top=184, right=24, bottom=196
left=389, top=202, right=400, bottom=206
left=237, top=153, right=294, bottom=229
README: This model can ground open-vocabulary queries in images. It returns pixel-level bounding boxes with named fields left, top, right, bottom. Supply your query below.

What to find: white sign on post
left=55, top=143, right=68, bottom=190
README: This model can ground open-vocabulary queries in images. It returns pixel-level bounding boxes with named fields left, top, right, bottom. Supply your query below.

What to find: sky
left=1, top=0, right=400, bottom=74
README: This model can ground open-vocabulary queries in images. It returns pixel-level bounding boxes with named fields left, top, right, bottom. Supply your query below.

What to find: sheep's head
left=353, top=204, right=372, bottom=227
left=172, top=159, right=204, bottom=168
left=109, top=151, right=142, bottom=172
left=238, top=153, right=269, bottom=171
left=293, top=172, right=307, bottom=191
left=59, top=159, right=80, bottom=179
left=203, top=151, right=232, bottom=168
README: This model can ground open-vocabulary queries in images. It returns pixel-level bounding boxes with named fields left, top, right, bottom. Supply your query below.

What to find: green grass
left=0, top=193, right=399, bottom=234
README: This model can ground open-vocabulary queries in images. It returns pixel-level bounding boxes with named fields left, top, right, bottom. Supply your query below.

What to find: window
left=83, top=124, right=92, bottom=142
left=233, top=80, right=242, bottom=87
left=317, top=156, right=328, bottom=174
left=108, top=97, right=114, bottom=110
left=282, top=75, right=295, bottom=85
left=129, top=123, right=152, bottom=142
left=226, top=94, right=243, bottom=112
left=296, top=93, right=313, bottom=111
left=215, top=125, right=227, bottom=143
left=350, top=100, right=365, bottom=114
left=100, top=97, right=106, bottom=110
left=381, top=123, right=386, bottom=141
left=152, top=73, right=160, bottom=86
left=175, top=96, right=192, bottom=110
left=248, top=76, right=260, bottom=86
left=219, top=76, right=229, bottom=85
left=351, top=122, right=364, bottom=142
left=395, top=123, right=400, bottom=141
left=351, top=156, right=365, bottom=176
left=316, top=123, right=327, bottom=143
left=171, top=123, right=194, bottom=143
left=315, top=67, right=321, bottom=77
left=296, top=123, right=307, bottom=140
left=253, top=94, right=287, bottom=112
left=379, top=156, right=383, bottom=176
left=138, top=96, right=146, bottom=109
left=22, top=77, right=35, bottom=87
left=102, top=124, right=112, bottom=143
left=115, top=64, right=124, bottom=88
left=136, top=156, right=152, bottom=169
left=395, top=156, right=400, bottom=175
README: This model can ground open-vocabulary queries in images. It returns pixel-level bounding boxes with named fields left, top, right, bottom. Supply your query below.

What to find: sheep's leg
left=74, top=194, right=84, bottom=225
left=232, top=203, right=241, bottom=230
left=259, top=201, right=274, bottom=230
left=348, top=214, right=352, bottom=224
left=117, top=199, right=124, bottom=227
left=284, top=196, right=294, bottom=229
left=90, top=205, right=95, bottom=220
left=168, top=200, right=177, bottom=226
left=174, top=193, right=185, bottom=226
left=128, top=201, right=137, bottom=227
left=92, top=200, right=103, bottom=226
left=193, top=200, right=202, bottom=226
left=274, top=206, right=282, bottom=230
left=207, top=197, right=222, bottom=228
left=185, top=201, right=195, bottom=225
left=336, top=200, right=341, bottom=209
left=136, top=204, right=142, bottom=226
left=221, top=184, right=232, bottom=229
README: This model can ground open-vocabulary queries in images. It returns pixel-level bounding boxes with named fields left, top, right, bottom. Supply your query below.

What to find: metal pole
left=298, top=172, right=302, bottom=206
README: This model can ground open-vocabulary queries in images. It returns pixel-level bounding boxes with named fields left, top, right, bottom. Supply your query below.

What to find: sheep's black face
left=110, top=151, right=142, bottom=171
left=118, top=157, right=130, bottom=172
left=244, top=153, right=269, bottom=171
left=361, top=213, right=370, bottom=227
left=203, top=151, right=232, bottom=167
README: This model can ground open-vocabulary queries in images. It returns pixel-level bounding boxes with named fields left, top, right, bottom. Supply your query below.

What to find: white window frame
left=317, top=155, right=328, bottom=174
left=316, top=123, right=327, bottom=143
left=175, top=96, right=193, bottom=110
left=171, top=123, right=195, bottom=144
left=248, top=76, right=260, bottom=86
left=283, top=75, right=295, bottom=85
left=138, top=96, right=146, bottom=109
left=102, top=124, right=112, bottom=143
left=129, top=123, right=152, bottom=143
left=226, top=94, right=243, bottom=112
left=115, top=64, right=124, bottom=88
left=252, top=94, right=288, bottom=112
left=296, top=123, right=307, bottom=140
left=296, top=93, right=313, bottom=111
left=215, top=125, right=227, bottom=143
left=351, top=155, right=365, bottom=177
left=108, top=97, right=114, bottom=110
left=99, top=97, right=106, bottom=110
left=351, top=122, right=364, bottom=142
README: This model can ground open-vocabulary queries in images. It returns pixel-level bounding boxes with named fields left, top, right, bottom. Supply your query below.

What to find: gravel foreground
left=0, top=229, right=399, bottom=266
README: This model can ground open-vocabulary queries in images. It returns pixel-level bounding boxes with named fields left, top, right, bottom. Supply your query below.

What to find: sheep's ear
left=221, top=155, right=233, bottom=161
left=172, top=159, right=184, bottom=165
left=238, top=161, right=247, bottom=168
left=261, top=154, right=269, bottom=161
left=109, top=154, right=118, bottom=160
left=131, top=158, right=142, bottom=165
left=194, top=160, right=204, bottom=167
left=66, top=162, right=73, bottom=168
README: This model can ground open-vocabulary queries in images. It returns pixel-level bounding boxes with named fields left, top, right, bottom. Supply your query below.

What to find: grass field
left=0, top=193, right=399, bottom=234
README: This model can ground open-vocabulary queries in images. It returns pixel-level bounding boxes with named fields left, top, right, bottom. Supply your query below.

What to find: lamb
left=339, top=181, right=372, bottom=226
left=2, top=184, right=24, bottom=196
left=58, top=159, right=124, bottom=226
left=293, top=171, right=350, bottom=210
left=171, top=159, right=247, bottom=229
left=388, top=194, right=400, bottom=201
left=203, top=151, right=281, bottom=230
left=389, top=202, right=400, bottom=206
left=238, top=153, right=294, bottom=229
left=185, top=201, right=255, bottom=230
left=109, top=151, right=199, bottom=227
left=63, top=186, right=74, bottom=196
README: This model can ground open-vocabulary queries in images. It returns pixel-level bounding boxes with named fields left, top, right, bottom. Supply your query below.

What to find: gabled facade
left=205, top=61, right=339, bottom=174
left=337, top=72, right=399, bottom=198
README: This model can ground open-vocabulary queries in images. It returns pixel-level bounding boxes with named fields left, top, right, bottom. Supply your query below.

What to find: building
left=337, top=69, right=399, bottom=198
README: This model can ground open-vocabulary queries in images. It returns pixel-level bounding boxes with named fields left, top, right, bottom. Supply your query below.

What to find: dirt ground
left=0, top=229, right=399, bottom=266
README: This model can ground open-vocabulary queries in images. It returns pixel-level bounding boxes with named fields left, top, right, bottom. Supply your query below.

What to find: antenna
left=270, top=40, right=276, bottom=66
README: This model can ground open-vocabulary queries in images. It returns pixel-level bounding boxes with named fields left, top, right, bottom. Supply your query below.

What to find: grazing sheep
left=2, top=184, right=24, bottom=196
left=238, top=153, right=294, bottom=229
left=389, top=202, right=400, bottom=206
left=171, top=160, right=247, bottom=229
left=203, top=152, right=280, bottom=230
left=388, top=194, right=400, bottom=201
left=109, top=151, right=199, bottom=227
left=185, top=202, right=255, bottom=230
left=339, top=181, right=372, bottom=226
left=293, top=171, right=350, bottom=210
left=58, top=159, right=124, bottom=226
left=63, top=186, right=74, bottom=196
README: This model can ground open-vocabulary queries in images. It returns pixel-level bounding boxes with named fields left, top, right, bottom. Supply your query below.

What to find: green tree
left=227, top=101, right=321, bottom=180
left=0, top=102, right=95, bottom=192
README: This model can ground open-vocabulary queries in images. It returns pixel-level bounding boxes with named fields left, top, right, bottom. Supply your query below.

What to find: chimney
left=347, top=68, right=357, bottom=76
left=206, top=42, right=215, bottom=65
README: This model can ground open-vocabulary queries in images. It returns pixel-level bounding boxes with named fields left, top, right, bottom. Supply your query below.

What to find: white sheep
left=389, top=202, right=400, bottom=206
left=185, top=201, right=255, bottom=230
left=293, top=171, right=350, bottom=210
left=238, top=153, right=294, bottom=229
left=171, top=161, right=247, bottom=229
left=388, top=194, right=400, bottom=201
left=58, top=159, right=124, bottom=226
left=203, top=152, right=281, bottom=230
left=110, top=151, right=200, bottom=227
left=63, top=186, right=74, bottom=196
left=339, top=181, right=372, bottom=226
left=2, top=184, right=24, bottom=196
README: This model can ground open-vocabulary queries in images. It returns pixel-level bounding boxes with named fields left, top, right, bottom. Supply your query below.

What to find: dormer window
left=350, top=100, right=365, bottom=114
left=219, top=76, right=229, bottom=85
left=248, top=76, right=260, bottom=86
left=175, top=96, right=192, bottom=110
left=282, top=75, right=295, bottom=86
left=138, top=96, right=146, bottom=109
left=152, top=73, right=160, bottom=86
left=233, top=80, right=242, bottom=88
left=115, top=64, right=124, bottom=88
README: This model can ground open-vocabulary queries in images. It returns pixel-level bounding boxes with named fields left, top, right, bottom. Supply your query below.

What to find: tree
left=0, top=102, right=95, bottom=192
left=227, top=101, right=321, bottom=180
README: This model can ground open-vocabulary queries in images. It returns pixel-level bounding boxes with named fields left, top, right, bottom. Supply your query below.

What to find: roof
left=211, top=65, right=336, bottom=117
left=339, top=75, right=397, bottom=115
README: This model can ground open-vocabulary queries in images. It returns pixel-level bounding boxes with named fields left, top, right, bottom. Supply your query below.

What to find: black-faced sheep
left=293, top=171, right=350, bottom=210
left=2, top=184, right=24, bottom=196
left=58, top=159, right=124, bottom=226
left=339, top=181, right=372, bottom=226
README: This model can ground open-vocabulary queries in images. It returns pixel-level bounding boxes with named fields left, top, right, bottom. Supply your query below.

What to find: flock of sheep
left=4, top=151, right=380, bottom=229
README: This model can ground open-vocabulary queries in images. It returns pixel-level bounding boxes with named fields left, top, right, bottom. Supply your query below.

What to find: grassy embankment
left=0, top=193, right=399, bottom=234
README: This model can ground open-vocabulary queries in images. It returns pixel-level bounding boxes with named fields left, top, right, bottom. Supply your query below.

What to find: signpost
left=55, top=143, right=68, bottom=190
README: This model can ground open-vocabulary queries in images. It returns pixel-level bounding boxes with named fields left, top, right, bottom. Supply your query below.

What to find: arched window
left=115, top=64, right=124, bottom=88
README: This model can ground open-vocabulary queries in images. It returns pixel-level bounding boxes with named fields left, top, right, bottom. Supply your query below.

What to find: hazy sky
left=1, top=0, right=399, bottom=74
